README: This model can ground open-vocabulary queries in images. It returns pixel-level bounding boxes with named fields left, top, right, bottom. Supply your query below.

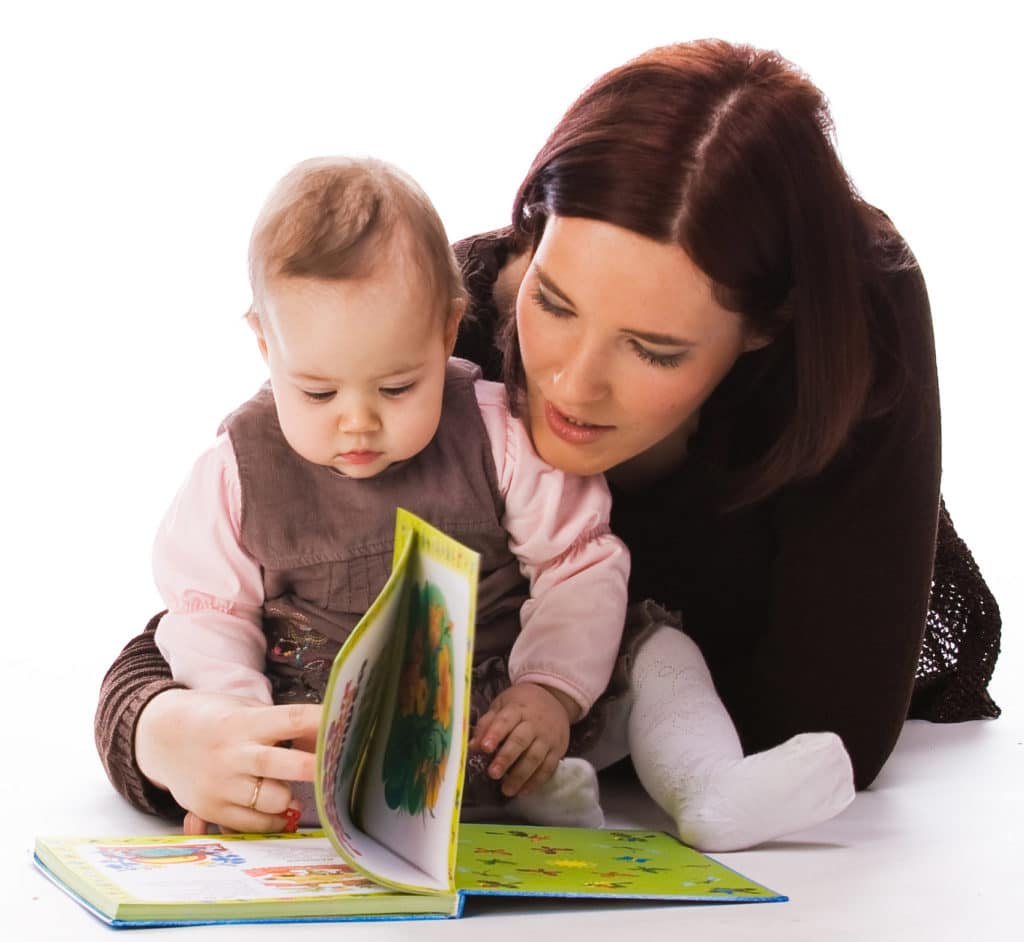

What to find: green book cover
left=34, top=825, right=784, bottom=927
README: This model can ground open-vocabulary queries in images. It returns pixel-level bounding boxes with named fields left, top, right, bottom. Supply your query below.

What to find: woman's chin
left=530, top=418, right=618, bottom=477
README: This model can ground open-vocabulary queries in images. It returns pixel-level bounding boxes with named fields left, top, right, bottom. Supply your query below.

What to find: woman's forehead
left=531, top=215, right=738, bottom=340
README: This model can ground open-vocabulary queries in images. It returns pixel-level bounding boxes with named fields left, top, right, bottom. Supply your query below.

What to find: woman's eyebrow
left=534, top=266, right=576, bottom=306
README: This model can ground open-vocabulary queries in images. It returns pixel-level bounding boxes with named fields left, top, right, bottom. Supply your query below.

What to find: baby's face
left=254, top=261, right=454, bottom=479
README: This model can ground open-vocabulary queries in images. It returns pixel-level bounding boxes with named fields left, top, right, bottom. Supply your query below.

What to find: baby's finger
left=468, top=710, right=497, bottom=752
left=501, top=740, right=552, bottom=797
left=477, top=707, right=523, bottom=756
left=487, top=721, right=535, bottom=781
left=516, top=749, right=561, bottom=796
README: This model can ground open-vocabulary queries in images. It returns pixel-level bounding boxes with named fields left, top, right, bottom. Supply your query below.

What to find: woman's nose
left=551, top=343, right=610, bottom=404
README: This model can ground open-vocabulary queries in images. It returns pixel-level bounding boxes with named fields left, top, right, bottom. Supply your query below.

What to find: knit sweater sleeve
left=94, top=612, right=186, bottom=818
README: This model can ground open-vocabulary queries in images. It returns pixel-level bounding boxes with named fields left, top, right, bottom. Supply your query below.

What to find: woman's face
left=516, top=215, right=763, bottom=477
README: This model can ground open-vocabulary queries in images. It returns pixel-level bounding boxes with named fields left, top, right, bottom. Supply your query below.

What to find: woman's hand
left=468, top=682, right=577, bottom=797
left=135, top=688, right=321, bottom=834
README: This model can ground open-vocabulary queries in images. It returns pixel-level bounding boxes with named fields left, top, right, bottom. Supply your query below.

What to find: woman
left=96, top=40, right=1000, bottom=843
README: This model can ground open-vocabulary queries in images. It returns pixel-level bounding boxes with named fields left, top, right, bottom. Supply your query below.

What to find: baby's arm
left=473, top=382, right=630, bottom=794
left=152, top=434, right=270, bottom=703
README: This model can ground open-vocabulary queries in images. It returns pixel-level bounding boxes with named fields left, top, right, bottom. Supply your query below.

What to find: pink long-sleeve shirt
left=154, top=379, right=629, bottom=717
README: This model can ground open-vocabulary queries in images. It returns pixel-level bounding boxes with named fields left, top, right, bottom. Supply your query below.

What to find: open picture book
left=34, top=509, right=786, bottom=926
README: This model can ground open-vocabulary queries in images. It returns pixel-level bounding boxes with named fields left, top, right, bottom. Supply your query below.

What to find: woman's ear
left=742, top=328, right=773, bottom=353
left=444, top=298, right=467, bottom=355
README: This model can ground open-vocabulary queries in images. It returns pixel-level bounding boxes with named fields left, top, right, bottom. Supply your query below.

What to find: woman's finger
left=250, top=702, right=324, bottom=745
left=183, top=811, right=211, bottom=835
left=246, top=742, right=318, bottom=783
left=211, top=804, right=301, bottom=835
left=236, top=774, right=294, bottom=816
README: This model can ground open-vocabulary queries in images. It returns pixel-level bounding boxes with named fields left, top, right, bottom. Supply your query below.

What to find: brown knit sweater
left=96, top=228, right=1001, bottom=816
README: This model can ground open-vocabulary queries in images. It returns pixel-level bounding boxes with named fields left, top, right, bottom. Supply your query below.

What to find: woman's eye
left=302, top=390, right=336, bottom=402
left=630, top=341, right=686, bottom=369
left=532, top=287, right=573, bottom=318
left=381, top=383, right=414, bottom=398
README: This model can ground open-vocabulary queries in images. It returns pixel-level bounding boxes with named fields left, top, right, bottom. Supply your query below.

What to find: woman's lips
left=543, top=400, right=612, bottom=444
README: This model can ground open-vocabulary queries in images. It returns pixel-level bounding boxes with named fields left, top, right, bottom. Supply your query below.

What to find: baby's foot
left=507, top=757, right=605, bottom=828
left=667, top=732, right=855, bottom=851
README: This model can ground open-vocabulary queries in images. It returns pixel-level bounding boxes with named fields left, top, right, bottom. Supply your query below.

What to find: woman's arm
left=95, top=623, right=322, bottom=828
left=94, top=612, right=187, bottom=817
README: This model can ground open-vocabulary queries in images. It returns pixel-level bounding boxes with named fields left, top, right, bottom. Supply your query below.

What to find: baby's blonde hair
left=248, top=156, right=465, bottom=320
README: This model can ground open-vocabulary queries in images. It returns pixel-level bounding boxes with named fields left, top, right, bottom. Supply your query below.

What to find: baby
left=153, top=156, right=630, bottom=830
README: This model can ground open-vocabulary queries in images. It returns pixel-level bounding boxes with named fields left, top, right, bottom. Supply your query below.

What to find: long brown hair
left=510, top=40, right=913, bottom=506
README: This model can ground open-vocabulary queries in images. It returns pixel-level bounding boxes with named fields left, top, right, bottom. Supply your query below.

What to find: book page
left=314, top=535, right=412, bottom=867
left=354, top=512, right=477, bottom=891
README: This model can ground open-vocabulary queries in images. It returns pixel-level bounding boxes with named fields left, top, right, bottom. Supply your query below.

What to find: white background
left=1, top=1, right=1020, bottom=935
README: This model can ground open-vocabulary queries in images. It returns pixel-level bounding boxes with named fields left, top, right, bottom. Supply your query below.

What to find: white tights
left=507, top=624, right=855, bottom=851
left=623, top=625, right=855, bottom=851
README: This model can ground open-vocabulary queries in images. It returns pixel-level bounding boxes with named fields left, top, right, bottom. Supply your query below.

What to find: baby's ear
left=444, top=298, right=466, bottom=355
left=246, top=310, right=270, bottom=362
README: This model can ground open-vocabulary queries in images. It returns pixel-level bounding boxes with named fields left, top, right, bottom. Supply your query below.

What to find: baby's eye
left=381, top=383, right=415, bottom=398
left=303, top=390, right=336, bottom=402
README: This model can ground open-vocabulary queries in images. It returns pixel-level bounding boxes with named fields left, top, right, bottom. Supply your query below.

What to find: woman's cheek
left=635, top=378, right=701, bottom=436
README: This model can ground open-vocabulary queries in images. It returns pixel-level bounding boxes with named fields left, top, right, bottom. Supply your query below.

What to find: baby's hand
left=468, top=682, right=577, bottom=797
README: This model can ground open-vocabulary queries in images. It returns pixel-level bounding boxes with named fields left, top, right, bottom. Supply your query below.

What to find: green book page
left=34, top=833, right=459, bottom=924
left=455, top=825, right=785, bottom=902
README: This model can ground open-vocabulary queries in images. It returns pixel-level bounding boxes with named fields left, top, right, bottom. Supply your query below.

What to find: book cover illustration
left=456, top=824, right=783, bottom=901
